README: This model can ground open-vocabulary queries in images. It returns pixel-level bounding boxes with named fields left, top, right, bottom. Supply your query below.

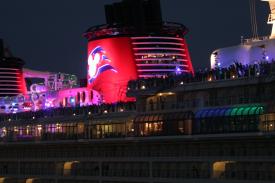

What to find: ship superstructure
left=0, top=0, right=194, bottom=111
left=0, top=0, right=275, bottom=183
left=211, top=0, right=275, bottom=68
left=0, top=58, right=275, bottom=183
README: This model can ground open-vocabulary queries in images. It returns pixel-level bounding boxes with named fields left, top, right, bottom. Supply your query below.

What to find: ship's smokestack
left=0, top=39, right=27, bottom=96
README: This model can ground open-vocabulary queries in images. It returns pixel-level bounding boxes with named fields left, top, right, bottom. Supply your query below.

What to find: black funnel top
left=0, top=39, right=4, bottom=58
left=104, top=0, right=162, bottom=33
left=0, top=39, right=24, bottom=66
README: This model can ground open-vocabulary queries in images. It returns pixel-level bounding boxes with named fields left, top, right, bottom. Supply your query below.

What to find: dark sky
left=0, top=0, right=271, bottom=78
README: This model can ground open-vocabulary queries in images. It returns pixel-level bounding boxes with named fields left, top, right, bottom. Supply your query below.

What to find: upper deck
left=0, top=61, right=274, bottom=143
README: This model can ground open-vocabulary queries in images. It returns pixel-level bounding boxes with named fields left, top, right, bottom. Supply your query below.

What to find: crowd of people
left=0, top=101, right=136, bottom=122
left=128, top=61, right=275, bottom=91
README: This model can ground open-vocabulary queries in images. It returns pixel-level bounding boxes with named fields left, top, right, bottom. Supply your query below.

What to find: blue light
left=175, top=66, right=181, bottom=75
left=265, top=56, right=269, bottom=60
left=70, top=97, right=75, bottom=104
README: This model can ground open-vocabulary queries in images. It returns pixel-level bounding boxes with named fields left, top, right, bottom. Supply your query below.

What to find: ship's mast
left=262, top=0, right=275, bottom=38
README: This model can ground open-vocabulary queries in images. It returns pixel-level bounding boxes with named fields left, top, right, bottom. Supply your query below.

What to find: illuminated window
left=1, top=127, right=7, bottom=137
left=36, top=125, right=42, bottom=136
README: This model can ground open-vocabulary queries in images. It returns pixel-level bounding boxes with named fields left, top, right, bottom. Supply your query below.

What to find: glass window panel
left=195, top=110, right=203, bottom=118
left=242, top=107, right=251, bottom=115
left=248, top=107, right=258, bottom=115
left=230, top=108, right=239, bottom=116
left=178, top=112, right=187, bottom=121
left=201, top=110, right=209, bottom=118
left=144, top=115, right=149, bottom=122
left=219, top=108, right=228, bottom=116
left=148, top=115, right=154, bottom=122
left=236, top=107, right=245, bottom=116
left=207, top=109, right=216, bottom=118
left=158, top=114, right=163, bottom=121
left=225, top=108, right=233, bottom=116
left=212, top=109, right=221, bottom=117
left=257, top=107, right=264, bottom=115
left=153, top=114, right=159, bottom=121
left=134, top=116, right=142, bottom=123
left=104, top=125, right=109, bottom=133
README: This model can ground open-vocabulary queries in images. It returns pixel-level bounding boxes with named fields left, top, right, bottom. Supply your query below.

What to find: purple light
left=175, top=66, right=181, bottom=75
left=265, top=56, right=269, bottom=60
left=45, top=102, right=51, bottom=108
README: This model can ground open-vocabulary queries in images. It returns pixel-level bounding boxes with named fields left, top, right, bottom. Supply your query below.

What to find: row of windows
left=134, top=120, right=191, bottom=136
left=0, top=179, right=98, bottom=183
left=102, top=162, right=149, bottom=177
left=222, top=162, right=275, bottom=181
left=152, top=162, right=210, bottom=178
left=194, top=116, right=260, bottom=134
left=0, top=140, right=274, bottom=159
left=1, top=161, right=275, bottom=181
left=134, top=43, right=182, bottom=48
left=1, top=112, right=275, bottom=143
left=147, top=96, right=271, bottom=112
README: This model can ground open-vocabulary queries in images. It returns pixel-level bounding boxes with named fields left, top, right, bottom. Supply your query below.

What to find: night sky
left=0, top=0, right=271, bottom=78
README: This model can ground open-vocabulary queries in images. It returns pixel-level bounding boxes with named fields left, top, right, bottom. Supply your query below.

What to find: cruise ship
left=0, top=0, right=275, bottom=183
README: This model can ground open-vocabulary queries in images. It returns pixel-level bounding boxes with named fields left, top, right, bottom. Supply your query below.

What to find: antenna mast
left=250, top=0, right=259, bottom=39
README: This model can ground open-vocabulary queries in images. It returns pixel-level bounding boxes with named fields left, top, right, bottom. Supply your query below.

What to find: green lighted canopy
left=195, top=105, right=264, bottom=119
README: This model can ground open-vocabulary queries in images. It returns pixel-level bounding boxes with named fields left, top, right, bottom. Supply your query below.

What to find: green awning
left=195, top=105, right=264, bottom=119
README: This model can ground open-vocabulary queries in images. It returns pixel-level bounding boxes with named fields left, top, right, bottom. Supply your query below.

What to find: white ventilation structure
left=263, top=0, right=275, bottom=38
